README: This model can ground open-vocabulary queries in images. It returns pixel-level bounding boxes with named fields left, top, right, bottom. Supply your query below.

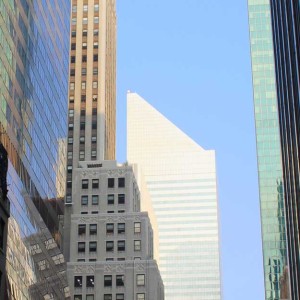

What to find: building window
left=92, top=195, right=99, bottom=205
left=93, top=42, right=98, bottom=49
left=89, top=242, right=97, bottom=252
left=94, top=4, right=99, bottom=11
left=92, top=121, right=97, bottom=129
left=94, top=29, right=99, bottom=36
left=86, top=276, right=94, bottom=288
left=118, top=240, right=125, bottom=252
left=118, top=194, right=125, bottom=204
left=82, top=42, right=87, bottom=49
left=82, top=81, right=86, bottom=90
left=80, top=122, right=85, bottom=130
left=134, top=240, right=141, bottom=251
left=72, top=18, right=77, bottom=25
left=106, top=258, right=114, bottom=261
left=66, top=195, right=72, bottom=203
left=71, top=56, right=76, bottom=63
left=68, top=137, right=73, bottom=144
left=92, top=136, right=97, bottom=143
left=92, top=179, right=99, bottom=189
left=72, top=30, right=76, bottom=37
left=83, top=17, right=88, bottom=25
left=106, top=223, right=114, bottom=234
left=92, top=81, right=98, bottom=89
left=81, top=95, right=86, bottom=102
left=136, top=274, right=145, bottom=286
left=107, top=194, right=114, bottom=205
left=74, top=295, right=82, bottom=300
left=117, top=257, right=125, bottom=261
left=81, top=195, right=88, bottom=206
left=83, top=4, right=88, bottom=12
left=78, top=242, right=85, bottom=253
left=67, top=181, right=72, bottom=188
left=74, top=276, right=82, bottom=288
left=71, top=43, right=76, bottom=51
left=93, top=54, right=98, bottom=61
left=69, top=96, right=74, bottom=103
left=72, top=5, right=77, bottom=12
left=93, top=67, right=98, bottom=75
left=80, top=136, right=85, bottom=144
left=106, top=241, right=114, bottom=252
left=86, top=295, right=94, bottom=300
left=79, top=151, right=85, bottom=161
left=70, top=69, right=75, bottom=76
left=82, top=55, right=87, bottom=62
left=118, top=210, right=125, bottom=213
left=104, top=295, right=112, bottom=300
left=82, top=179, right=88, bottom=189
left=78, top=224, right=86, bottom=235
left=91, top=150, right=97, bottom=160
left=116, top=275, right=124, bottom=287
left=118, top=178, right=125, bottom=188
left=82, top=68, right=87, bottom=76
left=80, top=109, right=85, bottom=116
left=104, top=275, right=112, bottom=287
left=108, top=178, right=114, bottom=188
left=68, top=124, right=74, bottom=131
left=94, top=17, right=99, bottom=23
left=70, top=82, right=75, bottom=90
left=67, top=151, right=73, bottom=159
left=83, top=29, right=88, bottom=37
left=90, top=224, right=97, bottom=235
left=92, top=108, right=97, bottom=116
left=136, top=294, right=145, bottom=300
left=69, top=109, right=74, bottom=117
left=118, top=223, right=125, bottom=234
left=134, top=222, right=141, bottom=233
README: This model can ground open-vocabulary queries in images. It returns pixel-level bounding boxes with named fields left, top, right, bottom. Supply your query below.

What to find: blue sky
left=116, top=1, right=264, bottom=299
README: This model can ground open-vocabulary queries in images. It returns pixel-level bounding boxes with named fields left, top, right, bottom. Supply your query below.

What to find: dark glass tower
left=0, top=0, right=71, bottom=298
left=269, top=1, right=300, bottom=298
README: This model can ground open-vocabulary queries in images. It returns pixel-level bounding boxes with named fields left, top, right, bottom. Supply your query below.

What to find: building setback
left=127, top=93, right=222, bottom=300
left=269, top=1, right=300, bottom=298
left=0, top=0, right=71, bottom=299
left=248, top=1, right=290, bottom=299
left=65, top=161, right=164, bottom=300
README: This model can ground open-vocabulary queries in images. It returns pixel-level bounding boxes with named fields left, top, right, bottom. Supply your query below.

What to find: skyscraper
left=127, top=93, right=222, bottom=300
left=0, top=0, right=71, bottom=298
left=268, top=1, right=300, bottom=298
left=248, top=1, right=290, bottom=299
left=64, top=2, right=164, bottom=299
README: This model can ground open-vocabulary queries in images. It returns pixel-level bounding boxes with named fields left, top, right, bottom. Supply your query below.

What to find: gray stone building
left=64, top=161, right=164, bottom=300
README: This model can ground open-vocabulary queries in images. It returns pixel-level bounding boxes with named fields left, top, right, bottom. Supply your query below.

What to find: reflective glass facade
left=248, top=1, right=290, bottom=299
left=0, top=0, right=71, bottom=298
left=127, top=93, right=222, bottom=300
left=269, top=1, right=300, bottom=298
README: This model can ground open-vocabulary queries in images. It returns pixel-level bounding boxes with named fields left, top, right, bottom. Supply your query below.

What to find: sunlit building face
left=127, top=93, right=222, bottom=300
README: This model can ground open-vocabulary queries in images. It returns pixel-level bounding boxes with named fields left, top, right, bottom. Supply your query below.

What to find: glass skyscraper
left=0, top=0, right=71, bottom=298
left=127, top=93, right=222, bottom=300
left=248, top=1, right=290, bottom=299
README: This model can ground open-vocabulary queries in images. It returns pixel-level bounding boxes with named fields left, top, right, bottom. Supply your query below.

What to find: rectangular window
left=78, top=242, right=85, bottom=253
left=107, top=194, right=114, bottom=205
left=104, top=275, right=112, bottom=287
left=69, top=96, right=74, bottom=103
left=70, top=82, right=75, bottom=89
left=89, top=241, right=97, bottom=252
left=116, top=275, right=124, bottom=287
left=92, top=81, right=98, bottom=89
left=78, top=224, right=86, bottom=235
left=68, top=137, right=73, bottom=144
left=92, top=179, right=99, bottom=189
left=82, top=42, right=87, bottom=49
left=136, top=274, right=145, bottom=286
left=72, top=5, right=77, bottom=12
left=81, top=95, right=86, bottom=102
left=66, top=195, right=72, bottom=203
left=106, top=258, right=114, bottom=261
left=83, top=4, right=88, bottom=12
left=106, top=223, right=114, bottom=234
left=104, top=295, right=112, bottom=300
left=93, top=54, right=98, bottom=61
left=93, top=67, right=98, bottom=75
left=137, top=294, right=145, bottom=300
left=69, top=109, right=74, bottom=117
left=118, top=223, right=125, bottom=234
left=71, top=43, right=76, bottom=50
left=91, top=150, right=97, bottom=159
left=90, top=224, right=97, bottom=235
left=106, top=241, right=114, bottom=252
left=134, top=240, right=141, bottom=251
left=92, top=121, right=97, bottom=129
left=81, top=195, right=88, bottom=206
left=92, top=195, right=99, bottom=205
left=94, top=4, right=99, bottom=11
left=82, top=81, right=86, bottom=89
left=92, top=136, right=97, bottom=143
left=118, top=194, right=125, bottom=204
left=118, top=178, right=125, bottom=188
left=70, top=69, right=75, bottom=76
left=82, top=179, right=88, bottom=189
left=134, top=222, right=141, bottom=233
left=93, top=42, right=98, bottom=49
left=67, top=151, right=73, bottom=159
left=83, top=29, right=88, bottom=37
left=74, top=295, right=82, bottom=300
left=74, top=276, right=82, bottom=288
left=82, top=68, right=87, bottom=76
left=79, top=151, right=85, bottom=161
left=83, top=17, right=88, bottom=25
left=72, top=18, right=77, bottom=25
left=82, top=55, right=87, bottom=62
left=108, top=178, right=114, bottom=188
left=87, top=295, right=94, bottom=300
left=92, top=108, right=97, bottom=116
left=94, top=17, right=99, bottom=23
left=86, top=276, right=94, bottom=288
left=94, top=29, right=99, bottom=36
left=118, top=240, right=125, bottom=252
left=80, top=122, right=85, bottom=130
left=80, top=136, right=85, bottom=144
left=72, top=30, right=76, bottom=37
left=71, top=56, right=76, bottom=63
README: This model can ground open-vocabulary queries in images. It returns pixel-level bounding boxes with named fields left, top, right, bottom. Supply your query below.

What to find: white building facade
left=65, top=161, right=164, bottom=300
left=127, top=93, right=222, bottom=300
